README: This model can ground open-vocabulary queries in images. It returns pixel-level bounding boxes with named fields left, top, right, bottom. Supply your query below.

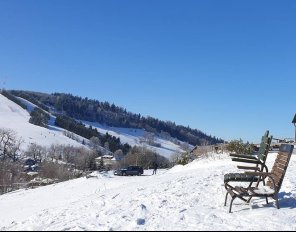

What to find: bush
left=121, top=146, right=170, bottom=169
left=40, top=161, right=75, bottom=181
left=0, top=160, right=23, bottom=194
left=225, top=139, right=254, bottom=155
left=176, top=152, right=190, bottom=165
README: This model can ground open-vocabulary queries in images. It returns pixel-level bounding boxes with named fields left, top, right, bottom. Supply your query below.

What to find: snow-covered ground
left=82, top=121, right=190, bottom=159
left=0, top=94, right=86, bottom=150
left=0, top=93, right=189, bottom=158
left=0, top=150, right=296, bottom=231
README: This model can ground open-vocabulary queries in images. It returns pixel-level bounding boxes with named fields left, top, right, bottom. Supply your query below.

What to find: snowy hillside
left=0, top=93, right=190, bottom=159
left=0, top=150, right=296, bottom=231
left=82, top=121, right=191, bottom=159
left=0, top=94, right=86, bottom=150
left=15, top=96, right=56, bottom=127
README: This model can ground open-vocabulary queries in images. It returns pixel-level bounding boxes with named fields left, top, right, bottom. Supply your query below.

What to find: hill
left=0, top=151, right=295, bottom=230
left=0, top=93, right=85, bottom=151
left=0, top=91, right=194, bottom=159
left=8, top=90, right=223, bottom=147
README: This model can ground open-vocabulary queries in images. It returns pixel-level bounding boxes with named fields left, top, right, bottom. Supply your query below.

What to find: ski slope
left=82, top=121, right=191, bottom=159
left=0, top=94, right=86, bottom=150
left=0, top=93, right=190, bottom=159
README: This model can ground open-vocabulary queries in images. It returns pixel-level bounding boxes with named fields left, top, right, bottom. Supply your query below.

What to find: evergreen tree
left=29, top=108, right=50, bottom=128
left=9, top=90, right=224, bottom=146
left=98, top=158, right=105, bottom=171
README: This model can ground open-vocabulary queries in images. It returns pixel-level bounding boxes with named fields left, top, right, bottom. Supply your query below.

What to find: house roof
left=95, top=155, right=114, bottom=160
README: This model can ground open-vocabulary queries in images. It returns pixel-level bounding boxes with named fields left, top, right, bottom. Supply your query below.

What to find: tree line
left=55, top=115, right=131, bottom=154
left=1, top=90, right=27, bottom=110
left=29, top=108, right=50, bottom=128
left=9, top=90, right=224, bottom=146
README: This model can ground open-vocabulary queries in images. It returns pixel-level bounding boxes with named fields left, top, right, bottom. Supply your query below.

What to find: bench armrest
left=231, top=158, right=261, bottom=164
left=237, top=166, right=260, bottom=171
left=230, top=154, right=257, bottom=160
left=244, top=172, right=271, bottom=177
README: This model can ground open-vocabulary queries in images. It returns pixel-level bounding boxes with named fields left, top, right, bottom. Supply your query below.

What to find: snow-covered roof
left=96, top=155, right=114, bottom=160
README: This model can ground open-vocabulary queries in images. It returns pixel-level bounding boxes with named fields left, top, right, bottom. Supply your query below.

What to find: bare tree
left=47, top=144, right=97, bottom=172
left=114, top=149, right=124, bottom=160
left=121, top=146, right=170, bottom=169
left=25, top=143, right=46, bottom=163
left=63, top=130, right=79, bottom=142
left=143, top=132, right=155, bottom=145
left=8, top=137, right=24, bottom=162
left=89, top=136, right=102, bottom=153
left=0, top=159, right=23, bottom=194
left=40, top=161, right=74, bottom=182
left=170, top=151, right=183, bottom=164
left=48, top=144, right=60, bottom=161
left=0, top=128, right=20, bottom=161
left=180, top=142, right=191, bottom=152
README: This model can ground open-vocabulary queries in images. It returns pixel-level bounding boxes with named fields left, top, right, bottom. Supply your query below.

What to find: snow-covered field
left=1, top=93, right=296, bottom=230
left=0, top=151, right=296, bottom=231
left=0, top=94, right=85, bottom=150
left=0, top=93, right=188, bottom=159
left=82, top=121, right=189, bottom=159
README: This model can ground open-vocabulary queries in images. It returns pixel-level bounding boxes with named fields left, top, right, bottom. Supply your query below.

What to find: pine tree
left=98, top=158, right=105, bottom=171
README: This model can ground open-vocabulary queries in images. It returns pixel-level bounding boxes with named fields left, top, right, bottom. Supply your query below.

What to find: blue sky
left=0, top=0, right=295, bottom=143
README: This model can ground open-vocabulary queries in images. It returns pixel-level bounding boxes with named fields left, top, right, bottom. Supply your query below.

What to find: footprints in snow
left=136, top=218, right=146, bottom=225
left=136, top=204, right=147, bottom=226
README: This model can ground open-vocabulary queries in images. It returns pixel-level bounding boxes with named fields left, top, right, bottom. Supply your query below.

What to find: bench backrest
left=257, top=130, right=272, bottom=162
left=267, top=144, right=294, bottom=192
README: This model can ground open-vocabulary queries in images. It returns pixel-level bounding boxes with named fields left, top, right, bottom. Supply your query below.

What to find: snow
left=0, top=93, right=191, bottom=159
left=15, top=96, right=56, bottom=127
left=2, top=93, right=296, bottom=230
left=82, top=121, right=191, bottom=159
left=0, top=150, right=296, bottom=231
left=252, top=186, right=275, bottom=195
left=0, top=94, right=86, bottom=150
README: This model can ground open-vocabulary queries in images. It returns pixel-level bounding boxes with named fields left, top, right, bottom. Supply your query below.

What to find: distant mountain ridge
left=8, top=90, right=224, bottom=146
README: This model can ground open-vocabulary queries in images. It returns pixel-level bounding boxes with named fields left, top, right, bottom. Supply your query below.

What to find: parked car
left=24, top=158, right=39, bottom=172
left=114, top=166, right=144, bottom=176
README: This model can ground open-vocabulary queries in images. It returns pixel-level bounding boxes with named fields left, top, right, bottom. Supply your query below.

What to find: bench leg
left=225, top=192, right=229, bottom=206
left=229, top=197, right=236, bottom=213
left=247, top=196, right=253, bottom=203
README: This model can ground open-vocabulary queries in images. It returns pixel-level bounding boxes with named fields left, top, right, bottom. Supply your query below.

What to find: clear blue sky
left=0, top=0, right=295, bottom=143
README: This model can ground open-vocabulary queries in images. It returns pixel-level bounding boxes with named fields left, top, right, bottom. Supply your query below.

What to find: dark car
left=114, top=166, right=144, bottom=176
left=25, top=158, right=37, bottom=166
